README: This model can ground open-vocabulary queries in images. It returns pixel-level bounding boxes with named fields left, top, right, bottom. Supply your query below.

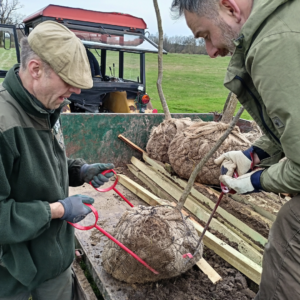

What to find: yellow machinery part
left=103, top=91, right=153, bottom=113
left=103, top=91, right=132, bottom=113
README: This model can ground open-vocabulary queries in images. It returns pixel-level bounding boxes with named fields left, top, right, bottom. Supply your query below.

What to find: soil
left=128, top=246, right=257, bottom=300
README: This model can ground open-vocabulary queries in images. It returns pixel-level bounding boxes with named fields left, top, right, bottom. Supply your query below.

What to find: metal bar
left=101, top=49, right=106, bottom=77
left=140, top=53, right=146, bottom=86
left=119, top=51, right=124, bottom=79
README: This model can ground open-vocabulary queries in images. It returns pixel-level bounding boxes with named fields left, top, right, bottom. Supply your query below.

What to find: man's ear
left=220, top=0, right=241, bottom=22
left=27, top=60, right=43, bottom=80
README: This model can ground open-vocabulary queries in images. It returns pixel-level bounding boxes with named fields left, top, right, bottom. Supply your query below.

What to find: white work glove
left=219, top=169, right=264, bottom=194
left=214, top=147, right=254, bottom=177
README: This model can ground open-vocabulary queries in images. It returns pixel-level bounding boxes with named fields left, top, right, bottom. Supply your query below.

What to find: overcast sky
left=20, top=0, right=192, bottom=37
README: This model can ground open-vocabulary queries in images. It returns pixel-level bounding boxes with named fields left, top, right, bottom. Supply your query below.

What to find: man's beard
left=216, top=17, right=240, bottom=54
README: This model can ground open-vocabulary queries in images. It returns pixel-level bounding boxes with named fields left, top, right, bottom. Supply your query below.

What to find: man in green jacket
left=171, top=0, right=300, bottom=298
left=0, top=21, right=114, bottom=299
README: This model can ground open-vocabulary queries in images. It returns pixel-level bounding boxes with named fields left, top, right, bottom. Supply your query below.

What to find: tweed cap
left=28, top=21, right=93, bottom=89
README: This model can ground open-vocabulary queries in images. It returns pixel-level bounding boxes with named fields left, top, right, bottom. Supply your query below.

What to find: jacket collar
left=3, top=64, right=70, bottom=127
left=233, top=0, right=289, bottom=52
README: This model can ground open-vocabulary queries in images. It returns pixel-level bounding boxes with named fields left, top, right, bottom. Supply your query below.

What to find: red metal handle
left=90, top=169, right=118, bottom=192
left=68, top=204, right=158, bottom=274
left=90, top=169, right=134, bottom=208
left=221, top=171, right=238, bottom=194
left=68, top=204, right=98, bottom=230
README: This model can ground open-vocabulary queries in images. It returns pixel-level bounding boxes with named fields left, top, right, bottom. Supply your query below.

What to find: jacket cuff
left=242, top=146, right=254, bottom=160
left=250, top=170, right=264, bottom=190
left=253, top=146, right=270, bottom=161
left=68, top=158, right=87, bottom=187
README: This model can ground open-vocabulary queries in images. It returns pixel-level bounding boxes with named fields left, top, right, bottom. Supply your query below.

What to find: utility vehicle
left=0, top=4, right=167, bottom=113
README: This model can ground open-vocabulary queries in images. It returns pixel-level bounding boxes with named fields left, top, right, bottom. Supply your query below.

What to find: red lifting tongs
left=194, top=171, right=239, bottom=248
left=68, top=169, right=159, bottom=275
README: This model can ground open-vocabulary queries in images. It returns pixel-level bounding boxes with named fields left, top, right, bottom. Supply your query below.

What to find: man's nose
left=205, top=42, right=219, bottom=58
left=69, top=86, right=81, bottom=94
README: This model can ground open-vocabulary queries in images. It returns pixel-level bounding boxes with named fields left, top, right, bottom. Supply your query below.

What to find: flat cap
left=28, top=20, right=93, bottom=89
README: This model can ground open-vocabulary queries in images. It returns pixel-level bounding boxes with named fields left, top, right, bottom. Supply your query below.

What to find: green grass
left=145, top=53, right=251, bottom=120
left=0, top=46, right=251, bottom=119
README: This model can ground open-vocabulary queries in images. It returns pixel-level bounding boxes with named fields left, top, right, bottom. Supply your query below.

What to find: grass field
left=0, top=47, right=251, bottom=119
left=145, top=53, right=251, bottom=119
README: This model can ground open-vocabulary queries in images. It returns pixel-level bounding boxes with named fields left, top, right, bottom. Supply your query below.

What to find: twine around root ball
left=102, top=205, right=203, bottom=284
left=146, top=118, right=197, bottom=163
left=168, top=122, right=251, bottom=186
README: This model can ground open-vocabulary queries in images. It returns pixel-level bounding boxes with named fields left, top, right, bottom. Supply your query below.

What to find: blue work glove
left=80, top=163, right=115, bottom=188
left=219, top=169, right=264, bottom=194
left=58, top=194, right=94, bottom=223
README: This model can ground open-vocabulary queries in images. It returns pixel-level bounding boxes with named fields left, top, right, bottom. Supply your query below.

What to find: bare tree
left=0, top=0, right=23, bottom=25
left=153, top=0, right=172, bottom=120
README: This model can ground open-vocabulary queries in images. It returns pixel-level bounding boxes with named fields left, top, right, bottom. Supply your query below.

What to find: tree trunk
left=153, top=0, right=172, bottom=121
left=221, top=92, right=239, bottom=124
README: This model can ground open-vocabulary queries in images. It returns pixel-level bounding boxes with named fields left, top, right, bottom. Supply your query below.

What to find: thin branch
left=153, top=0, right=172, bottom=121
left=176, top=106, right=245, bottom=210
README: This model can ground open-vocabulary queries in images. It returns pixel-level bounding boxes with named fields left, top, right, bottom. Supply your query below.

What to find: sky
left=20, top=0, right=192, bottom=37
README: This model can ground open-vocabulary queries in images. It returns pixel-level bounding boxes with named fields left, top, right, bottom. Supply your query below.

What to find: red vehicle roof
left=23, top=4, right=147, bottom=30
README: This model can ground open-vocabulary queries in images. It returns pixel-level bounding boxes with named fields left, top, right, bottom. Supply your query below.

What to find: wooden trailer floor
left=70, top=181, right=144, bottom=300
left=70, top=176, right=257, bottom=300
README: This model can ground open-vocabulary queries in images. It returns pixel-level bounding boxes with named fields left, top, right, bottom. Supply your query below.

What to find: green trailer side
left=61, top=113, right=252, bottom=165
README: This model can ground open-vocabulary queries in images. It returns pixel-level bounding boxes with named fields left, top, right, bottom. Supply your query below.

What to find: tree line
left=149, top=33, right=207, bottom=55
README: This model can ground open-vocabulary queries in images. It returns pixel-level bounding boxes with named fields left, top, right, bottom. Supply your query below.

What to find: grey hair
left=171, top=0, right=219, bottom=19
left=20, top=37, right=51, bottom=74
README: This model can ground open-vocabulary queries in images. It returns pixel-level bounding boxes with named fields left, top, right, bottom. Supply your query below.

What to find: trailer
left=0, top=6, right=271, bottom=298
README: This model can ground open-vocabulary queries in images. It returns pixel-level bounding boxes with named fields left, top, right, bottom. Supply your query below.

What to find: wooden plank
left=131, top=157, right=263, bottom=265
left=196, top=183, right=273, bottom=227
left=118, top=175, right=262, bottom=285
left=127, top=164, right=175, bottom=202
left=143, top=153, right=268, bottom=247
left=129, top=163, right=262, bottom=254
left=196, top=259, right=222, bottom=284
left=230, top=194, right=276, bottom=222
left=72, top=261, right=98, bottom=300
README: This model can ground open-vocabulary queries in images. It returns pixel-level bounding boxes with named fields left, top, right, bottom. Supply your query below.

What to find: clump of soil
left=168, top=122, right=251, bottom=186
left=128, top=246, right=257, bottom=300
left=146, top=118, right=197, bottom=163
left=102, top=205, right=203, bottom=284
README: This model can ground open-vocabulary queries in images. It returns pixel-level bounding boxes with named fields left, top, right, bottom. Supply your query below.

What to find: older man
left=0, top=21, right=114, bottom=299
left=171, top=0, right=300, bottom=299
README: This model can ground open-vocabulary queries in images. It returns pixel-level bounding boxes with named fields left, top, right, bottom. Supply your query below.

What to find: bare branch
left=153, top=0, right=172, bottom=121
left=0, top=0, right=23, bottom=25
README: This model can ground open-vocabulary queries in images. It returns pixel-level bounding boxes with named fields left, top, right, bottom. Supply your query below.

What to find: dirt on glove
left=146, top=118, right=198, bottom=163
left=168, top=122, right=251, bottom=186
left=102, top=205, right=203, bottom=284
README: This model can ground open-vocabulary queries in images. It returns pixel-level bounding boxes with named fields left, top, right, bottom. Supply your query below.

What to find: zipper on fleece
left=47, top=116, right=64, bottom=275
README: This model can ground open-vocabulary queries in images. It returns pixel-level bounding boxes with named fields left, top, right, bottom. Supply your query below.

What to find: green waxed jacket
left=224, top=0, right=300, bottom=193
left=0, top=65, right=86, bottom=296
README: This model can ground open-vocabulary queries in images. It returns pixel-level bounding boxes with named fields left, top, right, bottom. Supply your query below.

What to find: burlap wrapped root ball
left=146, top=118, right=198, bottom=163
left=102, top=205, right=203, bottom=283
left=168, top=122, right=251, bottom=186
left=243, top=121, right=263, bottom=143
